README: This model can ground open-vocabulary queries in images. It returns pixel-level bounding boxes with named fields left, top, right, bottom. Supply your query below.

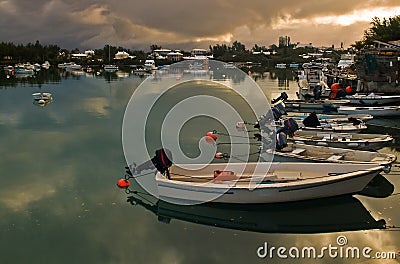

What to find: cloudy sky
left=1, top=0, right=400, bottom=51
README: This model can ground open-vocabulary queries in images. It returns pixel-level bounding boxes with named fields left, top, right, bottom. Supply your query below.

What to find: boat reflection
left=126, top=189, right=388, bottom=234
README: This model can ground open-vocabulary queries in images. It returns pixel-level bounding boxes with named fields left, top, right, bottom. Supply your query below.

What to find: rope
left=124, top=170, right=156, bottom=180
left=126, top=190, right=155, bottom=205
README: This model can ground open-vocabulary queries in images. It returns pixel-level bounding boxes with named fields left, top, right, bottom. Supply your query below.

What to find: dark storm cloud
left=0, top=0, right=399, bottom=50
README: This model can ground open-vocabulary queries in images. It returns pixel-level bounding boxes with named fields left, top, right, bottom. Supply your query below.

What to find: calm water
left=0, top=68, right=399, bottom=263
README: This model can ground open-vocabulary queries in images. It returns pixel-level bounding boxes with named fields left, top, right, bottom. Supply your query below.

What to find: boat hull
left=338, top=106, right=400, bottom=117
left=156, top=163, right=383, bottom=204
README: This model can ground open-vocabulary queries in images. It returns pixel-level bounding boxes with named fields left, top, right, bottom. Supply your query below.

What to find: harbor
left=2, top=5, right=400, bottom=262
left=2, top=61, right=399, bottom=262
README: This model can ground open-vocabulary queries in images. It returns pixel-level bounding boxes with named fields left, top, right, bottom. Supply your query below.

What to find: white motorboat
left=338, top=105, right=400, bottom=117
left=346, top=93, right=400, bottom=105
left=265, top=142, right=396, bottom=170
left=14, top=65, right=34, bottom=75
left=58, top=62, right=82, bottom=70
left=290, top=130, right=394, bottom=151
left=297, top=62, right=330, bottom=99
left=144, top=59, right=157, bottom=70
left=41, top=61, right=51, bottom=69
left=156, top=162, right=384, bottom=204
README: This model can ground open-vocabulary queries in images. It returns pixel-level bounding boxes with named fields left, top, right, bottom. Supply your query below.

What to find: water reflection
left=126, top=192, right=387, bottom=234
left=0, top=67, right=138, bottom=86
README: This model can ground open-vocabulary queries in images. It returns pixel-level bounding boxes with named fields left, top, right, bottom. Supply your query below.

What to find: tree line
left=1, top=15, right=399, bottom=67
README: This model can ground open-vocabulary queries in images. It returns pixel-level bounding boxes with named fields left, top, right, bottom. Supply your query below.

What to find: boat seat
left=327, top=155, right=344, bottom=161
left=291, top=148, right=306, bottom=155
left=273, top=170, right=304, bottom=180
left=370, top=157, right=385, bottom=162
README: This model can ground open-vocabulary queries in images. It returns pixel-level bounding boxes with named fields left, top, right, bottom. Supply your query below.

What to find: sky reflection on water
left=0, top=69, right=399, bottom=263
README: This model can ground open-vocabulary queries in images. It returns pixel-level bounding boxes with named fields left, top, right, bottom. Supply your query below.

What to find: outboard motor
left=269, top=103, right=287, bottom=121
left=348, top=117, right=363, bottom=126
left=275, top=132, right=288, bottom=150
left=271, top=92, right=289, bottom=104
left=127, top=148, right=173, bottom=178
left=303, top=112, right=321, bottom=127
left=277, top=118, right=299, bottom=137
left=153, top=148, right=173, bottom=175
left=313, top=84, right=322, bottom=100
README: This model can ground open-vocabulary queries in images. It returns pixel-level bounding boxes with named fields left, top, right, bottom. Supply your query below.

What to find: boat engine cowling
left=152, top=148, right=173, bottom=175
left=313, top=84, right=322, bottom=100
left=269, top=103, right=287, bottom=121
left=271, top=92, right=289, bottom=104
left=303, top=112, right=321, bottom=127
left=276, top=132, right=288, bottom=150
left=277, top=118, right=299, bottom=137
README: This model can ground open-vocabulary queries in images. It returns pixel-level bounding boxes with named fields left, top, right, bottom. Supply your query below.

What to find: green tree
left=352, top=15, right=400, bottom=49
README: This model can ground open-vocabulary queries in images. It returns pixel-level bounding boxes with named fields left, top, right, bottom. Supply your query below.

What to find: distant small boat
left=104, top=64, right=119, bottom=71
left=41, top=61, right=51, bottom=69
left=346, top=93, right=400, bottom=105
left=156, top=162, right=384, bottom=204
left=32, top=92, right=52, bottom=101
left=290, top=130, right=394, bottom=151
left=144, top=59, right=157, bottom=70
left=338, top=105, right=400, bottom=117
left=271, top=92, right=349, bottom=112
left=14, top=65, right=34, bottom=75
left=265, top=142, right=396, bottom=171
left=297, top=62, right=330, bottom=99
left=58, top=62, right=81, bottom=70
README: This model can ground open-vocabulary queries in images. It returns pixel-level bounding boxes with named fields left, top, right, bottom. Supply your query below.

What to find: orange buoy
left=331, top=83, right=341, bottom=91
left=345, top=86, right=352, bottom=94
left=215, top=152, right=224, bottom=159
left=205, top=131, right=217, bottom=141
left=117, top=179, right=130, bottom=189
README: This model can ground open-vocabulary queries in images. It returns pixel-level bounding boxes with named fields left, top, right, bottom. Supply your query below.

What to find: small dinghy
left=278, top=113, right=367, bottom=133
left=290, top=130, right=394, bottom=151
left=286, top=112, right=373, bottom=123
left=120, top=149, right=385, bottom=204
left=157, top=162, right=384, bottom=204
left=345, top=93, right=400, bottom=106
left=265, top=142, right=395, bottom=171
left=338, top=105, right=400, bottom=117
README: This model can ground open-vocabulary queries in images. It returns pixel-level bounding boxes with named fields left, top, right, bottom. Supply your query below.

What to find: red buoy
left=331, top=83, right=341, bottom=91
left=117, top=179, right=130, bottom=189
left=205, top=131, right=217, bottom=141
left=345, top=86, right=352, bottom=94
left=215, top=152, right=224, bottom=159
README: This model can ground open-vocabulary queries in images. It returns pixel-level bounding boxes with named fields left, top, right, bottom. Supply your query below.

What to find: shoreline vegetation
left=1, top=15, right=399, bottom=72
